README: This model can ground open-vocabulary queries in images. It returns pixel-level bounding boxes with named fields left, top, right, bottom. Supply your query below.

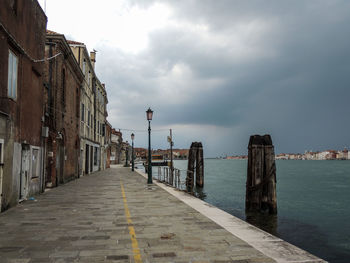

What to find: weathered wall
left=10, top=142, right=21, bottom=206
left=69, top=45, right=94, bottom=175
left=0, top=0, right=47, bottom=145
left=61, top=58, right=81, bottom=181
left=0, top=115, right=15, bottom=211
left=43, top=34, right=83, bottom=185
left=0, top=0, right=47, bottom=210
left=69, top=44, right=107, bottom=175
left=0, top=0, right=46, bottom=61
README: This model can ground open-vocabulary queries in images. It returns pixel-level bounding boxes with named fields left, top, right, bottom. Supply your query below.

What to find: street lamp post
left=131, top=133, right=135, bottom=172
left=146, top=108, right=153, bottom=184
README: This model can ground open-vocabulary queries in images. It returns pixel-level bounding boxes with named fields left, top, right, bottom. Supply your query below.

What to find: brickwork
left=43, top=32, right=84, bottom=186
left=0, top=0, right=47, bottom=145
left=0, top=0, right=47, bottom=210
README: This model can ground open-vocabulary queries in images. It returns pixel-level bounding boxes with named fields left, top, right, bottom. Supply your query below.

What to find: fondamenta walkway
left=0, top=167, right=277, bottom=263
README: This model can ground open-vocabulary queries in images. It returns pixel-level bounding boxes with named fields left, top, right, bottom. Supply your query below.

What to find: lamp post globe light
left=131, top=133, right=135, bottom=172
left=146, top=107, right=153, bottom=184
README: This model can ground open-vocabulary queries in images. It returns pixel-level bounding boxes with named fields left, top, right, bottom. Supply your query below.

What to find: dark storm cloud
left=98, top=0, right=350, bottom=155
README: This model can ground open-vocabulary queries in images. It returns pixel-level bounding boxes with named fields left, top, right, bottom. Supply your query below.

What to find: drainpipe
left=41, top=135, right=46, bottom=193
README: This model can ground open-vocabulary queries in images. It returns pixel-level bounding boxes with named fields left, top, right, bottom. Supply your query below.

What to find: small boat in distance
left=150, top=154, right=169, bottom=166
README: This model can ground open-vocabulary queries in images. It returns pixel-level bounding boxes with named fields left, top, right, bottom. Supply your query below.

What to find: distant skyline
left=38, top=0, right=350, bottom=156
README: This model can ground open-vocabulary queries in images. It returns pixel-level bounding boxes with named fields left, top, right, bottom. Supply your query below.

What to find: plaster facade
left=69, top=43, right=107, bottom=175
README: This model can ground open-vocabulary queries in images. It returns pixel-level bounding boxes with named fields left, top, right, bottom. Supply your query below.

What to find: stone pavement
left=0, top=167, right=276, bottom=263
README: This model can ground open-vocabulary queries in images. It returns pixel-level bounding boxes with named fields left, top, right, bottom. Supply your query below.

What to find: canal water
left=161, top=159, right=350, bottom=263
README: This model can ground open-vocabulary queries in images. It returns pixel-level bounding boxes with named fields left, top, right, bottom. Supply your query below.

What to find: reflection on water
left=246, top=212, right=278, bottom=236
left=193, top=186, right=207, bottom=200
left=193, top=184, right=278, bottom=235
left=194, top=185, right=279, bottom=236
left=170, top=159, right=350, bottom=263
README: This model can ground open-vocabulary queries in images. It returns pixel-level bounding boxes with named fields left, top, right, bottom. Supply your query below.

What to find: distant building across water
left=222, top=148, right=349, bottom=161
left=276, top=148, right=349, bottom=160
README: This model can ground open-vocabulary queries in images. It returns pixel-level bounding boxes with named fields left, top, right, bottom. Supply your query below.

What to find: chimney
left=90, top=50, right=96, bottom=69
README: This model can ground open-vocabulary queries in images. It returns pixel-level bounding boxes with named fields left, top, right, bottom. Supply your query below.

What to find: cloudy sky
left=38, top=0, right=350, bottom=157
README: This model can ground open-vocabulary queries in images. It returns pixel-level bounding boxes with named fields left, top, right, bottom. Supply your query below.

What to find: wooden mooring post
left=186, top=142, right=204, bottom=192
left=246, top=135, right=277, bottom=214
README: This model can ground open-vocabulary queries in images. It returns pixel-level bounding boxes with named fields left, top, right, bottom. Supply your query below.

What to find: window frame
left=88, top=71, right=91, bottom=87
left=7, top=49, right=18, bottom=100
left=87, top=110, right=90, bottom=127
left=94, top=147, right=98, bottom=165
left=81, top=103, right=85, bottom=122
left=82, top=59, right=86, bottom=75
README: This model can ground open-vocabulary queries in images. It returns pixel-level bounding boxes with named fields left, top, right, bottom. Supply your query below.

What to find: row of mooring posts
left=180, top=134, right=277, bottom=215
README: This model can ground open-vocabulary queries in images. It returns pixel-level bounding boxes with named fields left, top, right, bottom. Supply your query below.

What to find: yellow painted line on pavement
left=120, top=181, right=142, bottom=263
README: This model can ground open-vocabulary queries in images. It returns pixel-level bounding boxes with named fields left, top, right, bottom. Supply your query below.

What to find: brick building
left=43, top=30, right=84, bottom=187
left=0, top=0, right=47, bottom=211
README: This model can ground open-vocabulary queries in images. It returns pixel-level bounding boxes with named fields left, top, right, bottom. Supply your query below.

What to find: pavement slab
left=0, top=167, right=296, bottom=262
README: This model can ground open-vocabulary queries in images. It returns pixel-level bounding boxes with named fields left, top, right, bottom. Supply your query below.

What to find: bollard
left=196, top=142, right=204, bottom=187
left=186, top=142, right=204, bottom=192
left=246, top=134, right=277, bottom=214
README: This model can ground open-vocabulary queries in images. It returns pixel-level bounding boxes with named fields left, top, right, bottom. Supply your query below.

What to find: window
left=88, top=110, right=90, bottom=126
left=94, top=147, right=98, bottom=165
left=62, top=69, right=66, bottom=106
left=88, top=71, right=91, bottom=86
left=97, top=121, right=100, bottom=134
left=81, top=103, right=85, bottom=121
left=7, top=50, right=18, bottom=99
left=82, top=59, right=86, bottom=75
